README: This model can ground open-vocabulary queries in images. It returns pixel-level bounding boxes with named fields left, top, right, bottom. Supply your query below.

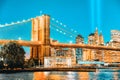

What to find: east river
left=0, top=69, right=120, bottom=80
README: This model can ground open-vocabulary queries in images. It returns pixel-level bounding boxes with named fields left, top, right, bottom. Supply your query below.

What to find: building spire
left=95, top=27, right=98, bottom=34
left=99, top=30, right=104, bottom=45
left=96, top=27, right=98, bottom=31
left=100, top=30, right=102, bottom=36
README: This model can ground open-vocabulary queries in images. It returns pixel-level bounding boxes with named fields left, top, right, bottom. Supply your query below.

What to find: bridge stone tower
left=30, top=15, right=50, bottom=65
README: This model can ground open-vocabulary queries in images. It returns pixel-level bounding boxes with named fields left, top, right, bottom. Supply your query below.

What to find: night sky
left=0, top=0, right=120, bottom=56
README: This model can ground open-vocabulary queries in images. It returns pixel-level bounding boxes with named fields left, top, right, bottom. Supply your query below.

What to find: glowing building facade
left=104, top=30, right=120, bottom=63
left=44, top=39, right=76, bottom=67
left=83, top=29, right=120, bottom=63
left=111, top=30, right=120, bottom=42
left=83, top=28, right=104, bottom=61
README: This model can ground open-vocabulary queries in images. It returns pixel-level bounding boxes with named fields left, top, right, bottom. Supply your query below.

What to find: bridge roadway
left=50, top=43, right=120, bottom=51
left=0, top=40, right=120, bottom=51
left=0, top=40, right=42, bottom=46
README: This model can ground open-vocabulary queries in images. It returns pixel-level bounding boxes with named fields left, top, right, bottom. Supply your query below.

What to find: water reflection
left=97, top=72, right=113, bottom=80
left=0, top=69, right=119, bottom=80
left=113, top=72, right=118, bottom=80
left=33, top=72, right=49, bottom=80
left=0, top=72, right=33, bottom=80
left=78, top=72, right=89, bottom=80
left=33, top=71, right=90, bottom=80
left=33, top=70, right=119, bottom=80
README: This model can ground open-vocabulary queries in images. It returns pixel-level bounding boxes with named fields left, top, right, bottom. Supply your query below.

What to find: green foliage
left=0, top=42, right=25, bottom=69
left=28, top=58, right=39, bottom=67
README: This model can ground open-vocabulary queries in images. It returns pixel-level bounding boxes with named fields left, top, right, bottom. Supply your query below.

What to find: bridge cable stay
left=50, top=24, right=77, bottom=43
left=50, top=24, right=78, bottom=37
left=50, top=23, right=76, bottom=38
left=49, top=26, right=65, bottom=43
left=51, top=17, right=80, bottom=35
left=0, top=17, right=32, bottom=28
left=50, top=25, right=74, bottom=42
left=50, top=25, right=72, bottom=38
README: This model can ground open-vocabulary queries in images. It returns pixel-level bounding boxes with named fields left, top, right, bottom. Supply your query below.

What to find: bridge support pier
left=30, top=15, right=50, bottom=65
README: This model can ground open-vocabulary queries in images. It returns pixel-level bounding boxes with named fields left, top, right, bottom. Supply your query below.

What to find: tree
left=0, top=42, right=25, bottom=69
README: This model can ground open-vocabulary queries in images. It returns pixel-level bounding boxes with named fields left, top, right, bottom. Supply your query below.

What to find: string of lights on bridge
left=0, top=11, right=44, bottom=27
left=50, top=23, right=76, bottom=38
left=0, top=18, right=31, bottom=27
left=50, top=25, right=74, bottom=40
left=51, top=17, right=79, bottom=35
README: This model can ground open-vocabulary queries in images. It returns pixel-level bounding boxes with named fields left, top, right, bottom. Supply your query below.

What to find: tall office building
left=76, top=35, right=84, bottom=44
left=104, top=30, right=120, bottom=63
left=88, top=33, right=95, bottom=45
left=88, top=28, right=104, bottom=45
left=111, top=30, right=120, bottom=42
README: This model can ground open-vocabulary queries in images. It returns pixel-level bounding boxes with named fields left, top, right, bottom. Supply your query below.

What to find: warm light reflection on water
left=78, top=72, right=89, bottom=80
left=0, top=69, right=120, bottom=80
left=33, top=70, right=119, bottom=80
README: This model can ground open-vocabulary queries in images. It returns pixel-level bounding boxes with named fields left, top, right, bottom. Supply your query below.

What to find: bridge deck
left=51, top=43, right=120, bottom=51
left=0, top=40, right=42, bottom=46
left=0, top=40, right=120, bottom=51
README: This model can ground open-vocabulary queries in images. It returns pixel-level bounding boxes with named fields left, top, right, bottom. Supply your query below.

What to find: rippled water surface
left=0, top=69, right=120, bottom=80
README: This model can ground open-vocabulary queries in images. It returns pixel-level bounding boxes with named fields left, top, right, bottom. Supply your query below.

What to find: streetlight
left=18, top=37, right=21, bottom=40
left=69, top=41, right=72, bottom=44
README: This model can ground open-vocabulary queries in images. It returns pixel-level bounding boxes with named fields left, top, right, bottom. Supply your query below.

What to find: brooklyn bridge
left=0, top=15, right=120, bottom=65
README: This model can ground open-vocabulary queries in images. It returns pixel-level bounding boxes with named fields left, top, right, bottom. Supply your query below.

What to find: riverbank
left=0, top=66, right=120, bottom=73
left=0, top=67, right=95, bottom=73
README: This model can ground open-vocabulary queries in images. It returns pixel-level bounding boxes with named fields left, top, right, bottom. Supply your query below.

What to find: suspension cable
left=0, top=18, right=32, bottom=28
left=51, top=23, right=77, bottom=37
left=51, top=17, right=79, bottom=35
left=50, top=25, right=75, bottom=39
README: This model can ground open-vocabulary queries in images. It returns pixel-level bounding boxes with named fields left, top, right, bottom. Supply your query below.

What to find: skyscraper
left=104, top=30, right=120, bottom=63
